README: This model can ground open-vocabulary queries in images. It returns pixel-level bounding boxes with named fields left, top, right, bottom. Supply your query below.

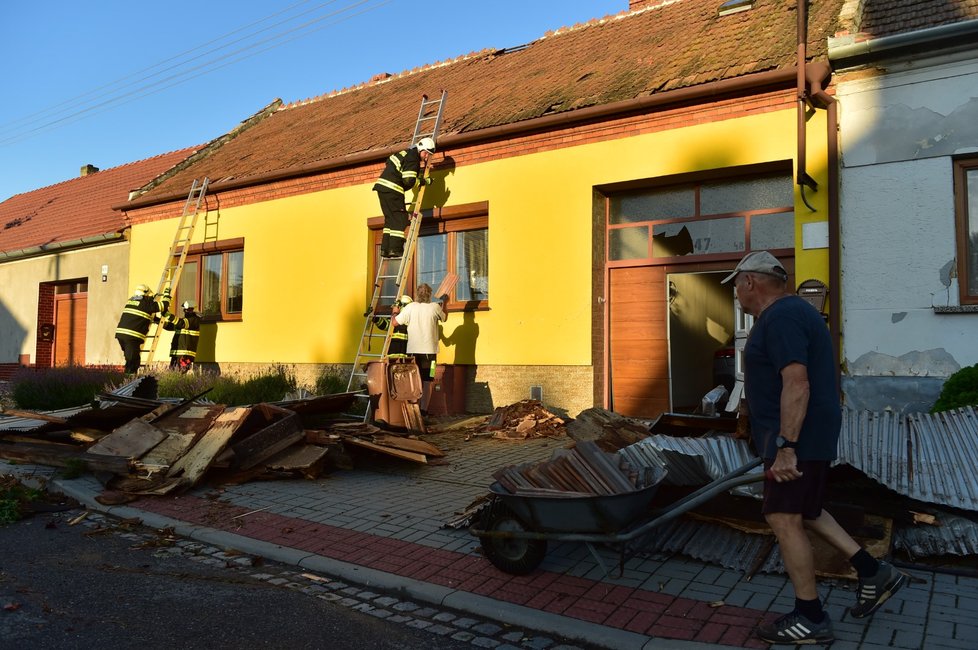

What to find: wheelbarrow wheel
left=478, top=503, right=547, bottom=575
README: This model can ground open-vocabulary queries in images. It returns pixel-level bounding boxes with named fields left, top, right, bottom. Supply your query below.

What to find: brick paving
left=6, top=425, right=978, bottom=649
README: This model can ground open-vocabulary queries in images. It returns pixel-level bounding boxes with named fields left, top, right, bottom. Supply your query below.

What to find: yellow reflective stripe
left=116, top=328, right=147, bottom=340
left=389, top=152, right=405, bottom=170
left=391, top=333, right=408, bottom=340
left=375, top=178, right=405, bottom=194
left=122, top=308, right=153, bottom=320
left=402, top=170, right=417, bottom=181
left=388, top=231, right=406, bottom=241
left=171, top=350, right=197, bottom=357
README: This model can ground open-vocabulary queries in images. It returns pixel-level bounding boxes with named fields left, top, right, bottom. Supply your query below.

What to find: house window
left=372, top=205, right=488, bottom=310
left=954, top=157, right=978, bottom=305
left=176, top=238, right=244, bottom=320
left=608, top=170, right=794, bottom=263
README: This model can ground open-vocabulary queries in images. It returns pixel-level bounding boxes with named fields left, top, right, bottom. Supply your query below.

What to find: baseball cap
left=721, top=251, right=788, bottom=284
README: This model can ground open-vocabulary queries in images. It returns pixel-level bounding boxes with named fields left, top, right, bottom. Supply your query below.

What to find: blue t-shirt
left=744, top=295, right=841, bottom=461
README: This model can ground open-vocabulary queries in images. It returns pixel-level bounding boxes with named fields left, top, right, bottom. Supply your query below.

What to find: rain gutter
left=0, top=232, right=126, bottom=262
left=828, top=18, right=978, bottom=67
left=119, top=66, right=807, bottom=211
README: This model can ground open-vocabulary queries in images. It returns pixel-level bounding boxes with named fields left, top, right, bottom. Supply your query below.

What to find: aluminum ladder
left=143, top=178, right=210, bottom=365
left=346, top=92, right=447, bottom=409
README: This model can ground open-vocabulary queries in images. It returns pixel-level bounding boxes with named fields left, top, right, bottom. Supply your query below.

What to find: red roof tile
left=856, top=0, right=978, bottom=39
left=139, top=0, right=847, bottom=200
left=0, top=148, right=195, bottom=255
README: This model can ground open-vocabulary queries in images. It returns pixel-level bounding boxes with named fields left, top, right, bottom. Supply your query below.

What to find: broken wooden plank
left=346, top=436, right=429, bottom=463
left=371, top=433, right=444, bottom=457
left=167, top=406, right=251, bottom=483
left=0, top=408, right=68, bottom=423
left=227, top=408, right=303, bottom=470
left=0, top=442, right=130, bottom=473
left=86, top=418, right=167, bottom=458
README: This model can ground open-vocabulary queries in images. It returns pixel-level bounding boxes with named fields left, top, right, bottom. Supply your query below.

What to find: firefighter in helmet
left=160, top=300, right=201, bottom=373
left=372, top=137, right=435, bottom=258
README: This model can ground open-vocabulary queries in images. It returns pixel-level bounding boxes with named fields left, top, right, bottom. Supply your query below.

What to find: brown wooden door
left=608, top=266, right=669, bottom=418
left=54, top=292, right=87, bottom=366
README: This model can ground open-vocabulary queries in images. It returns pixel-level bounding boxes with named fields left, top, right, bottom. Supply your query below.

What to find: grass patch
left=11, top=366, right=126, bottom=410
left=0, top=476, right=42, bottom=524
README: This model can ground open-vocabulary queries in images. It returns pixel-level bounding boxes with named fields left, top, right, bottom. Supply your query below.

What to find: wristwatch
left=776, top=435, right=799, bottom=450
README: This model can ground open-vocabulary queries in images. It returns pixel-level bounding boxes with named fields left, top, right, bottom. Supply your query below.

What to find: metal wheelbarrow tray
left=471, top=458, right=764, bottom=576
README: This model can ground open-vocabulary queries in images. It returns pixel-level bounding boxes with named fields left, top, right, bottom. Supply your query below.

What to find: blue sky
left=0, top=0, right=624, bottom=201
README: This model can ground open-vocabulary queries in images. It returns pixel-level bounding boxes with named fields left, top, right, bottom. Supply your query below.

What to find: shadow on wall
left=0, top=298, right=28, bottom=369
left=440, top=309, right=479, bottom=364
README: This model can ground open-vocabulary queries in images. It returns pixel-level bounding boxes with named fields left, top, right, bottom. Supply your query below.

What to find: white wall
left=838, top=55, right=978, bottom=409
left=0, top=242, right=130, bottom=366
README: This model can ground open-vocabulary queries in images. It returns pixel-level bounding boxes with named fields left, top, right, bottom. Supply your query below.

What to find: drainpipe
left=796, top=0, right=818, bottom=210
left=805, top=62, right=841, bottom=392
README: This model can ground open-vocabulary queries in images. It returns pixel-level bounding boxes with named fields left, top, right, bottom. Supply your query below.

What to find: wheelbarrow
left=470, top=457, right=764, bottom=576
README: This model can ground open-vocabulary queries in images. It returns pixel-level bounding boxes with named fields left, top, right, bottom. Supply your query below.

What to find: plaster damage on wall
left=847, top=348, right=960, bottom=377
left=859, top=96, right=978, bottom=164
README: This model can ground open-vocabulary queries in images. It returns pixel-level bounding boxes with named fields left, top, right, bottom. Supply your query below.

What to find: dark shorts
left=762, top=459, right=829, bottom=520
left=413, top=353, right=437, bottom=382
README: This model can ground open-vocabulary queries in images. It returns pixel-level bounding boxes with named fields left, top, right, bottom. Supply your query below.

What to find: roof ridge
left=276, top=2, right=675, bottom=112
left=4, top=146, right=198, bottom=200
left=279, top=49, right=494, bottom=111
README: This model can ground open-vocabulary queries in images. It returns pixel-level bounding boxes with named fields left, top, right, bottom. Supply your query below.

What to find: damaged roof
left=0, top=147, right=195, bottom=256
left=850, top=0, right=978, bottom=39
left=133, top=0, right=848, bottom=202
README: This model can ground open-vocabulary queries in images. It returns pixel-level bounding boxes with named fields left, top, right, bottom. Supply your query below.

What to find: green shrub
left=931, top=363, right=978, bottom=413
left=314, top=365, right=349, bottom=396
left=11, top=366, right=125, bottom=410
left=155, top=366, right=298, bottom=406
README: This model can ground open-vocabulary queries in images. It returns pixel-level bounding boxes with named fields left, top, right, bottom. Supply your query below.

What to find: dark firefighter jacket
left=372, top=147, right=422, bottom=195
left=115, top=293, right=170, bottom=341
left=162, top=311, right=201, bottom=359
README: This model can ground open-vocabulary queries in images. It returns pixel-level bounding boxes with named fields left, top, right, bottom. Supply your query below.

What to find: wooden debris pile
left=0, top=387, right=448, bottom=498
left=491, top=440, right=656, bottom=497
left=485, top=400, right=567, bottom=440
left=565, top=407, right=651, bottom=452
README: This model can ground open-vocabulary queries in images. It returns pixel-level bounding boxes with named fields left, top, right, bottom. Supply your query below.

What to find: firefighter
left=161, top=300, right=201, bottom=373
left=372, top=137, right=435, bottom=257
left=388, top=295, right=412, bottom=359
left=372, top=295, right=412, bottom=360
left=115, top=284, right=170, bottom=374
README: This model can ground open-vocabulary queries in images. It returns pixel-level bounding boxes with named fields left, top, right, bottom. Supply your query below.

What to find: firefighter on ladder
left=114, top=284, right=171, bottom=374
left=372, top=295, right=412, bottom=360
left=373, top=137, right=435, bottom=257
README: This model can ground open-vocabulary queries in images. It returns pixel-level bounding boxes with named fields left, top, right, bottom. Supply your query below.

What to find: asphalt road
left=0, top=507, right=477, bottom=650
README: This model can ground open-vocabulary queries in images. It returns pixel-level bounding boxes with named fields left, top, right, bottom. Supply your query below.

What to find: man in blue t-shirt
left=725, top=251, right=907, bottom=645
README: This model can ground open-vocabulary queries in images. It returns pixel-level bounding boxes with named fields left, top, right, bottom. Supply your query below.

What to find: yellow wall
left=129, top=106, right=830, bottom=367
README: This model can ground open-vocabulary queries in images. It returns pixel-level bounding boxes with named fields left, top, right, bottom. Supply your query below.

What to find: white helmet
left=182, top=300, right=196, bottom=310
left=399, top=295, right=413, bottom=306
left=134, top=283, right=151, bottom=295
left=416, top=137, right=436, bottom=153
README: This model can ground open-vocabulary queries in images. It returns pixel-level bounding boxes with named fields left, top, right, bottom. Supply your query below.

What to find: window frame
left=369, top=202, right=489, bottom=312
left=175, top=237, right=244, bottom=322
left=602, top=162, right=795, bottom=267
left=954, top=156, right=978, bottom=305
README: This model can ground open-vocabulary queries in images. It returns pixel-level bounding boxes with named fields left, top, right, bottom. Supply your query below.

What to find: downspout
left=806, top=62, right=841, bottom=393
left=796, top=0, right=818, bottom=211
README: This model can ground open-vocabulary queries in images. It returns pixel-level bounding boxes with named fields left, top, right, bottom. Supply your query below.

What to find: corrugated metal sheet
left=839, top=407, right=978, bottom=512
left=619, top=434, right=762, bottom=499
left=894, top=512, right=978, bottom=557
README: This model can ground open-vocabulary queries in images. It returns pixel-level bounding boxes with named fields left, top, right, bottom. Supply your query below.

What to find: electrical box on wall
left=101, top=264, right=109, bottom=282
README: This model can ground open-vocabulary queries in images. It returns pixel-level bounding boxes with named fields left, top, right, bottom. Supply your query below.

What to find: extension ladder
left=143, top=178, right=210, bottom=365
left=346, top=92, right=447, bottom=404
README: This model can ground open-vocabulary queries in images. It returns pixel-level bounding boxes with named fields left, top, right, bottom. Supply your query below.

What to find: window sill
left=933, top=305, right=978, bottom=314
